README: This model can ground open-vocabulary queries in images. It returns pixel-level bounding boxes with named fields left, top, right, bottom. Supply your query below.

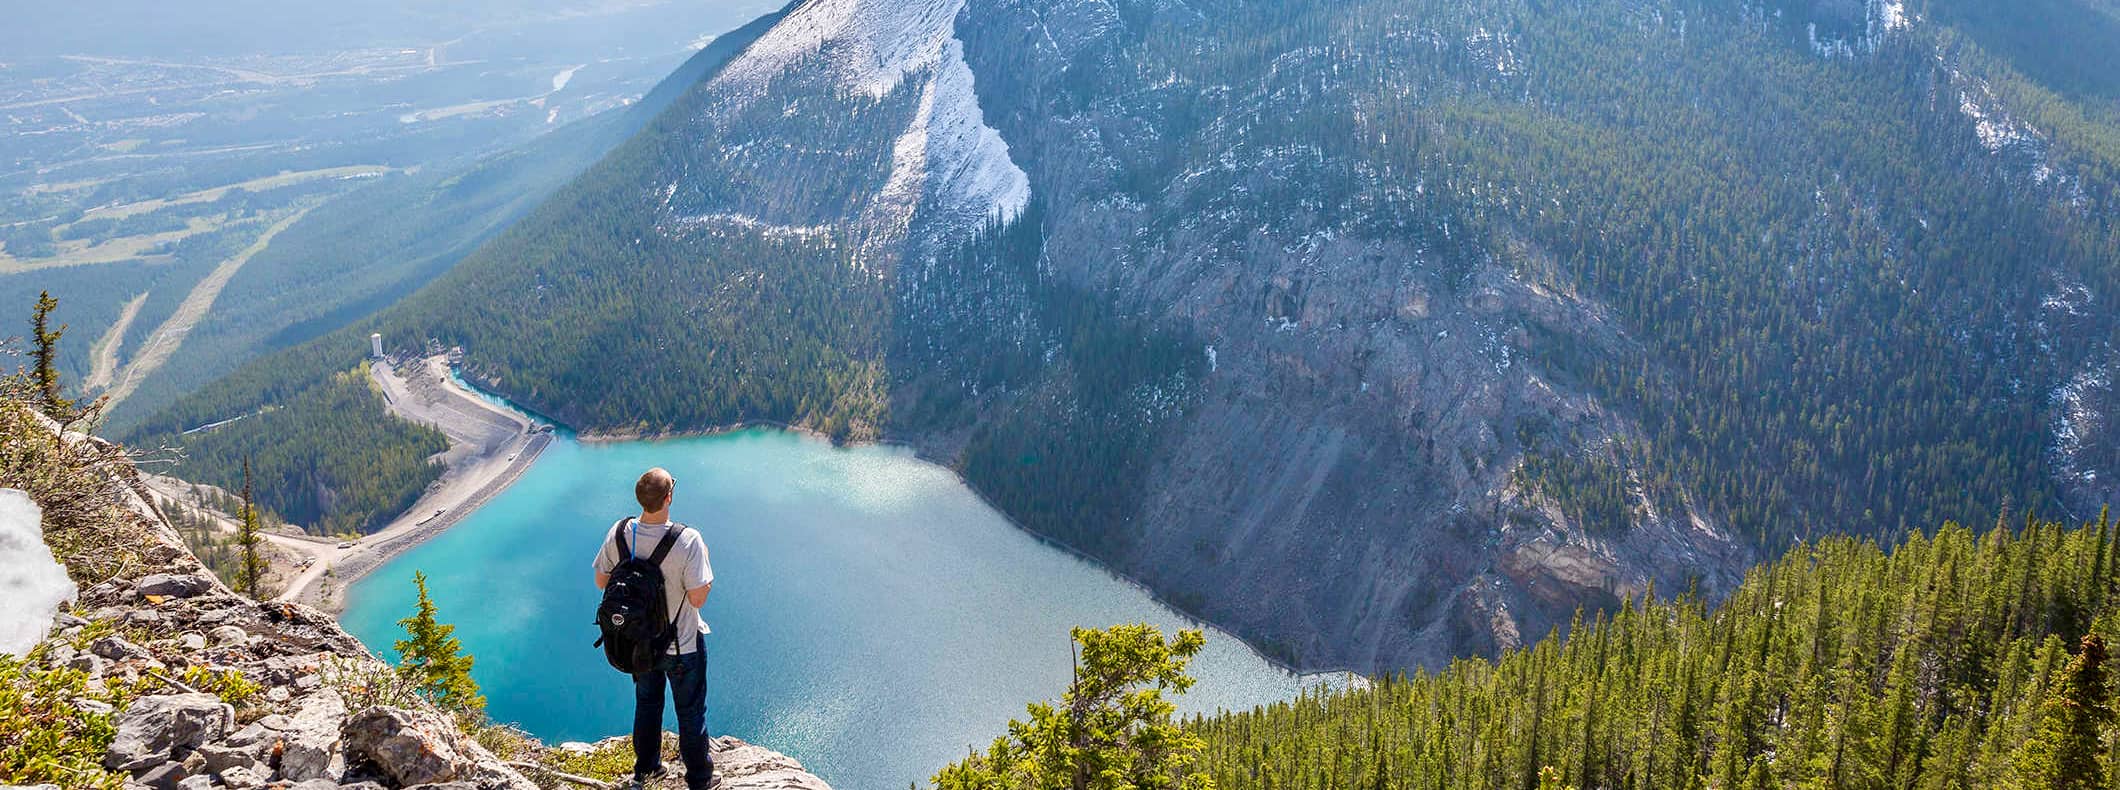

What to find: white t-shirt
left=592, top=518, right=713, bottom=654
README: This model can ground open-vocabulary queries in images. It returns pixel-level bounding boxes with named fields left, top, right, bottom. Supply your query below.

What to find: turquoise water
left=340, top=428, right=1318, bottom=789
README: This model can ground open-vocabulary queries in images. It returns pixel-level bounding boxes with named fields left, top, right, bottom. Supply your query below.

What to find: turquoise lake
left=339, top=428, right=1321, bottom=789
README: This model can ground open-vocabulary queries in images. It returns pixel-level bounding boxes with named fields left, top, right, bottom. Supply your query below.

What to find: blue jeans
left=633, top=635, right=712, bottom=789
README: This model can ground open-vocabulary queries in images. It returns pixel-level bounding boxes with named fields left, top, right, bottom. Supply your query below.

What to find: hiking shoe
left=631, top=765, right=670, bottom=788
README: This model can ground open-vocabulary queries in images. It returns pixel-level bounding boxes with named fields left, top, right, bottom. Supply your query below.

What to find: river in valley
left=340, top=427, right=1324, bottom=789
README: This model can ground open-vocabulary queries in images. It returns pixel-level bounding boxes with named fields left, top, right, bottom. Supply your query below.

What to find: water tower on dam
left=370, top=332, right=384, bottom=359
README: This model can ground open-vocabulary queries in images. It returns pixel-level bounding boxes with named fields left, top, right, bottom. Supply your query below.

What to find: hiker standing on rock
left=593, top=467, right=715, bottom=789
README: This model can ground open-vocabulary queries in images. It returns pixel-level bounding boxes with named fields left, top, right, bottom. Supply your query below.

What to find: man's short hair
left=636, top=467, right=675, bottom=511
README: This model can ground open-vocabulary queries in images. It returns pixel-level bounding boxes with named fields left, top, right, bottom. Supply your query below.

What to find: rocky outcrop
left=554, top=736, right=835, bottom=790
left=706, top=738, right=836, bottom=790
left=36, top=564, right=541, bottom=790
left=6, top=415, right=831, bottom=790
left=105, top=693, right=235, bottom=771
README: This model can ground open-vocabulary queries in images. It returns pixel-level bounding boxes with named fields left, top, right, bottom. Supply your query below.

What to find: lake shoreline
left=336, top=427, right=1336, bottom=788
left=294, top=356, right=553, bottom=613
left=382, top=385, right=1344, bottom=680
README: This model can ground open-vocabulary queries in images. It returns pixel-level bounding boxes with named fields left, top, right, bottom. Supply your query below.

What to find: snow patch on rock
left=918, top=39, right=1032, bottom=223
left=1956, top=76, right=2045, bottom=154
left=1808, top=0, right=1914, bottom=57
left=0, top=489, right=75, bottom=656
left=713, top=0, right=1030, bottom=224
left=665, top=212, right=835, bottom=242
left=2054, top=363, right=2111, bottom=490
left=719, top=0, right=962, bottom=97
left=1465, top=27, right=1521, bottom=77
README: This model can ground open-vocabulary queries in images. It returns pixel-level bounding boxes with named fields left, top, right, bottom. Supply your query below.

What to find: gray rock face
left=342, top=706, right=465, bottom=786
left=277, top=688, right=348, bottom=782
left=871, top=0, right=1765, bottom=671
left=136, top=573, right=213, bottom=598
left=104, top=693, right=233, bottom=771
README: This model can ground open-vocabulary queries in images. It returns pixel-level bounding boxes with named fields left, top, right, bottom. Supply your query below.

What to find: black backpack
left=592, top=517, right=685, bottom=674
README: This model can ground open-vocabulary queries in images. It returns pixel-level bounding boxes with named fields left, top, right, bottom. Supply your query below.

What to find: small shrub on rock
left=0, top=652, right=123, bottom=789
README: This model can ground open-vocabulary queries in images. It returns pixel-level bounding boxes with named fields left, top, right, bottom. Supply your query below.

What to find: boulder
left=176, top=633, right=206, bottom=651
left=104, top=693, right=235, bottom=771
left=209, top=625, right=248, bottom=646
left=216, top=765, right=266, bottom=789
left=174, top=775, right=214, bottom=790
left=277, top=688, right=347, bottom=782
left=92, top=635, right=152, bottom=663
left=131, top=760, right=189, bottom=790
left=137, top=573, right=213, bottom=599
left=342, top=706, right=464, bottom=786
left=194, top=741, right=256, bottom=774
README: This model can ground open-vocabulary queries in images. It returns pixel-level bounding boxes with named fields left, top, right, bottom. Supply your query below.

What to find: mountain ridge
left=138, top=0, right=2120, bottom=674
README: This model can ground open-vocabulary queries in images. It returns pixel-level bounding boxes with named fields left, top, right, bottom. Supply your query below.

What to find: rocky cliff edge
left=2, top=410, right=829, bottom=790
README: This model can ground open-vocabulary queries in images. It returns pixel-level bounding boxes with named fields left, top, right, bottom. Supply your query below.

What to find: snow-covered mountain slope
left=702, top=0, right=1029, bottom=244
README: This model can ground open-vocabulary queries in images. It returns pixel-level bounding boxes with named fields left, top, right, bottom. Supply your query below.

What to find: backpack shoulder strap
left=646, top=523, right=685, bottom=567
left=612, top=517, right=635, bottom=561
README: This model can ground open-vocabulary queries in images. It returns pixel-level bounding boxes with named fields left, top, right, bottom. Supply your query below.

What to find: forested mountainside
left=1186, top=514, right=2120, bottom=789
left=140, top=0, right=2120, bottom=672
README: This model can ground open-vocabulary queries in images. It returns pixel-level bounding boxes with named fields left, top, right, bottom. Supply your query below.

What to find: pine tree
left=29, top=291, right=73, bottom=420
left=394, top=571, right=484, bottom=713
left=2018, top=634, right=2112, bottom=789
left=933, top=624, right=1215, bottom=790
left=236, top=457, right=265, bottom=598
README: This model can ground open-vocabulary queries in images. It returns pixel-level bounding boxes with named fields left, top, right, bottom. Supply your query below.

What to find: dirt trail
left=84, top=291, right=148, bottom=391
left=100, top=208, right=308, bottom=410
left=139, top=474, right=331, bottom=598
